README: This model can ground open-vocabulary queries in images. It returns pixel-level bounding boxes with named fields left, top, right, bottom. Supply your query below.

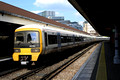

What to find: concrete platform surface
left=72, top=43, right=102, bottom=80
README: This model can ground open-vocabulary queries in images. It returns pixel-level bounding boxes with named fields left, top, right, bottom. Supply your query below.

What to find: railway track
left=41, top=44, right=95, bottom=80
left=0, top=57, right=21, bottom=77
left=0, top=68, right=20, bottom=77
left=12, top=43, right=97, bottom=80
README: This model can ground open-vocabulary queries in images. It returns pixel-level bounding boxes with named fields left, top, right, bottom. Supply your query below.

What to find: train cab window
left=27, top=32, right=39, bottom=43
left=15, top=33, right=24, bottom=43
left=14, top=31, right=40, bottom=48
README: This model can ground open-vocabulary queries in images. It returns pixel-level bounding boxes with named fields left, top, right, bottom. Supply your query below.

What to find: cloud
left=55, top=12, right=64, bottom=16
left=33, top=0, right=73, bottom=11
left=34, top=0, right=69, bottom=7
left=75, top=12, right=86, bottom=20
left=79, top=21, right=84, bottom=25
left=75, top=12, right=83, bottom=17
left=31, top=10, right=43, bottom=14
left=32, top=0, right=86, bottom=26
left=75, top=12, right=80, bottom=16
left=73, top=12, right=86, bottom=25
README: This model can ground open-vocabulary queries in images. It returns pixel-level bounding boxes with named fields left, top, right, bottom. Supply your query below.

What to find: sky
left=0, top=0, right=86, bottom=26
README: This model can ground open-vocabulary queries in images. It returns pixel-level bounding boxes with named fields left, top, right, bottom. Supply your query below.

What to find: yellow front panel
left=13, top=27, right=43, bottom=62
left=13, top=51, right=40, bottom=61
left=20, top=48, right=31, bottom=54
left=13, top=53, right=19, bottom=61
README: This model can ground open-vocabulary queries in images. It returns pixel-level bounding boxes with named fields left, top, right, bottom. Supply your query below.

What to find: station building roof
left=0, top=1, right=89, bottom=35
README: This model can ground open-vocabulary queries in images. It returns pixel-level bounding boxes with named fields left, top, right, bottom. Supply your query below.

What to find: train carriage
left=12, top=24, right=106, bottom=65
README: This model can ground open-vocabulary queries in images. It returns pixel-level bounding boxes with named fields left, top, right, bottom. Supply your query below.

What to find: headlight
left=14, top=49, right=20, bottom=53
left=31, top=49, right=40, bottom=53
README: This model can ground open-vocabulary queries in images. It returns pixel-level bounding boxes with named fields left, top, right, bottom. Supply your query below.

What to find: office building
left=83, top=21, right=97, bottom=35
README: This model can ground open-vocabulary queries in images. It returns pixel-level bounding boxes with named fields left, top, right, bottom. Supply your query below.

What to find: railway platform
left=0, top=57, right=12, bottom=62
left=73, top=41, right=120, bottom=80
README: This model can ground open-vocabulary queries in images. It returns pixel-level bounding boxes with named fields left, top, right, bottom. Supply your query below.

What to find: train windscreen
left=14, top=31, right=40, bottom=48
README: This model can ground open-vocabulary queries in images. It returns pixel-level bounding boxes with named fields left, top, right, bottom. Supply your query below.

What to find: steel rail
left=41, top=44, right=95, bottom=80
left=12, top=43, right=96, bottom=80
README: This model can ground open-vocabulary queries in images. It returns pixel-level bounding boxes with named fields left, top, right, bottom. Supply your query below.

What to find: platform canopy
left=69, top=0, right=120, bottom=36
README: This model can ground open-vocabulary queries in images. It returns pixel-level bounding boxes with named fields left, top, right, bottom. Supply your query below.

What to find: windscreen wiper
left=29, top=41, right=34, bottom=45
left=18, top=41, right=22, bottom=45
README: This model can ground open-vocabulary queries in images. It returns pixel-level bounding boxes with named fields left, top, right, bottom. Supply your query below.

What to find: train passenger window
left=67, top=36, right=74, bottom=42
left=82, top=37, right=84, bottom=41
left=79, top=36, right=82, bottom=41
left=61, top=36, right=67, bottom=43
left=75, top=37, right=77, bottom=42
left=15, top=33, right=24, bottom=43
left=48, top=35, right=57, bottom=44
left=75, top=37, right=78, bottom=42
left=71, top=36, right=74, bottom=42
left=67, top=36, right=71, bottom=42
left=77, top=37, right=80, bottom=42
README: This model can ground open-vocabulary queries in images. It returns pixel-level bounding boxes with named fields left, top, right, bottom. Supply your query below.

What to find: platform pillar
left=114, top=26, right=120, bottom=64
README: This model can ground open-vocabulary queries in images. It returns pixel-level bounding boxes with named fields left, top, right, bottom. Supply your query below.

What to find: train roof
left=16, top=24, right=92, bottom=37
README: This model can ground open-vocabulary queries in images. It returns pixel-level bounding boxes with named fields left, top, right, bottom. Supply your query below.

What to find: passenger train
left=12, top=24, right=108, bottom=65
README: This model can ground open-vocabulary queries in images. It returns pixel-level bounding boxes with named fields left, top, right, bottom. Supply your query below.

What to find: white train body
left=12, top=24, right=108, bottom=65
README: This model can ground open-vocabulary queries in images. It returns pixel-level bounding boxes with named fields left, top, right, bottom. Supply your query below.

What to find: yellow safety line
left=96, top=43, right=107, bottom=80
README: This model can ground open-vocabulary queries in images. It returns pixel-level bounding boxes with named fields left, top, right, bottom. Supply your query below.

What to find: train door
left=44, top=32, right=48, bottom=54
left=44, top=32, right=48, bottom=47
left=57, top=33, right=61, bottom=48
left=73, top=35, right=75, bottom=44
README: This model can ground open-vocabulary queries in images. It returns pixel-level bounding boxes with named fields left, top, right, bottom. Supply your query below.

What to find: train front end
left=13, top=28, right=42, bottom=65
